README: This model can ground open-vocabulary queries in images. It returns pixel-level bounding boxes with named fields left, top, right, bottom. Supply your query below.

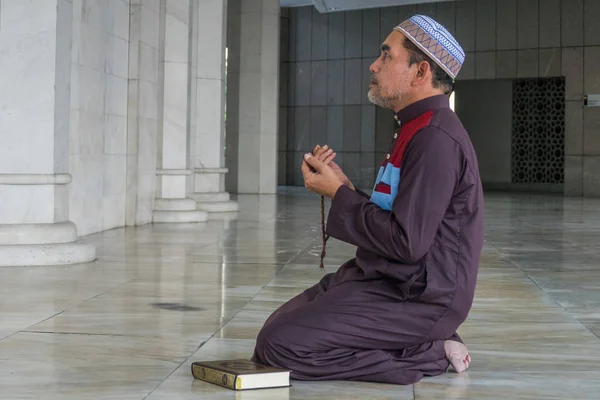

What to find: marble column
left=191, top=0, right=239, bottom=214
left=0, top=0, right=95, bottom=266
left=153, top=0, right=207, bottom=223
left=126, top=0, right=161, bottom=226
left=225, top=0, right=280, bottom=194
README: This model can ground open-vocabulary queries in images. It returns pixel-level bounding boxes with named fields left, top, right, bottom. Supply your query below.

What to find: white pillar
left=126, top=0, right=161, bottom=226
left=225, top=0, right=280, bottom=194
left=153, top=0, right=207, bottom=223
left=191, top=0, right=238, bottom=214
left=0, top=0, right=95, bottom=266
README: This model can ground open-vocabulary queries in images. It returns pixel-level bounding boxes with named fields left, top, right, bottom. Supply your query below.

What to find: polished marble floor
left=2, top=189, right=600, bottom=399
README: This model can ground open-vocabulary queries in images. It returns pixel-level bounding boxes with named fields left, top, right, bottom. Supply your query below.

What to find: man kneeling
left=251, top=14, right=484, bottom=385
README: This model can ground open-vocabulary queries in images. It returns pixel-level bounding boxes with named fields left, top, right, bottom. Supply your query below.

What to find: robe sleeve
left=354, top=187, right=371, bottom=199
left=325, top=126, right=464, bottom=264
left=448, top=332, right=463, bottom=343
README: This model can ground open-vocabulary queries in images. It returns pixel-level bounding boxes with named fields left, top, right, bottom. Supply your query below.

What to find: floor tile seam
left=141, top=340, right=208, bottom=400
left=491, top=220, right=594, bottom=250
left=200, top=237, right=320, bottom=339
left=0, top=277, right=138, bottom=344
left=172, top=261, right=284, bottom=266
left=176, top=237, right=320, bottom=343
left=581, top=323, right=600, bottom=340
left=19, top=330, right=150, bottom=338
left=489, top=239, right=591, bottom=256
left=140, top=238, right=319, bottom=398
left=486, top=241, right=600, bottom=342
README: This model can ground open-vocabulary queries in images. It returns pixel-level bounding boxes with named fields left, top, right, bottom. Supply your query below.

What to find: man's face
left=368, top=31, right=414, bottom=110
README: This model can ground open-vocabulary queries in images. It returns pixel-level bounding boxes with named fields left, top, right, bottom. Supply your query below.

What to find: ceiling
left=280, top=0, right=450, bottom=7
left=280, top=0, right=312, bottom=6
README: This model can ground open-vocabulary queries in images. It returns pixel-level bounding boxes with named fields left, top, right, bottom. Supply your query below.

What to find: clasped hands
left=301, top=145, right=354, bottom=199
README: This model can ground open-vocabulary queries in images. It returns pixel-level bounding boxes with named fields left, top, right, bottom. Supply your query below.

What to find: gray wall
left=278, top=5, right=417, bottom=190
left=279, top=0, right=600, bottom=197
left=455, top=79, right=513, bottom=189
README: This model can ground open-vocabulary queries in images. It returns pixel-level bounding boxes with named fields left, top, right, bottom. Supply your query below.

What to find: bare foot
left=444, top=340, right=471, bottom=373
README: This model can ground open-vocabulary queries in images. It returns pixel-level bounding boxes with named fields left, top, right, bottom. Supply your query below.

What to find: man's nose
left=370, top=59, right=380, bottom=74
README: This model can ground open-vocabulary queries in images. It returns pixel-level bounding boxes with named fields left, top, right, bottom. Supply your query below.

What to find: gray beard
left=368, top=87, right=401, bottom=109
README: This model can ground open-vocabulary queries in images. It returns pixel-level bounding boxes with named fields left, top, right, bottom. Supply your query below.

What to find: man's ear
left=414, top=61, right=431, bottom=85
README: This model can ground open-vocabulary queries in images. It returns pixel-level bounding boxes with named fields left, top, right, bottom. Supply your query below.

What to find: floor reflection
left=1, top=191, right=600, bottom=399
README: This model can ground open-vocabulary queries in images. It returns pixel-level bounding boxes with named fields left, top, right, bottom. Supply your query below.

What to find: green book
left=191, top=359, right=291, bottom=391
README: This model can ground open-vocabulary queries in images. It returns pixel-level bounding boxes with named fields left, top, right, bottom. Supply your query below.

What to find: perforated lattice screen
left=512, top=77, right=565, bottom=184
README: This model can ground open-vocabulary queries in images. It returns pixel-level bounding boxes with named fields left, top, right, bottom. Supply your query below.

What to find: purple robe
left=252, top=94, right=484, bottom=385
